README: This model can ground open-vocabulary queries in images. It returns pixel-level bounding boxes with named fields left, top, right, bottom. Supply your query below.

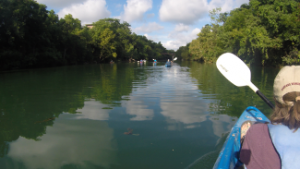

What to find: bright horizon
left=35, top=0, right=249, bottom=51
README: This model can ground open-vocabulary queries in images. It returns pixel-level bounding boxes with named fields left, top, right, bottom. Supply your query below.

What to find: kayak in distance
left=213, top=106, right=270, bottom=169
left=165, top=63, right=171, bottom=67
left=165, top=59, right=172, bottom=67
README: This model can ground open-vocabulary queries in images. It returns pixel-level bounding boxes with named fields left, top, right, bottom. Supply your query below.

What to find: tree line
left=176, top=0, right=300, bottom=66
left=0, top=0, right=172, bottom=71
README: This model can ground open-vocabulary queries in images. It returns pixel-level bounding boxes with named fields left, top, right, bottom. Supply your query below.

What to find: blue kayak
left=165, top=63, right=171, bottom=67
left=213, top=106, right=270, bottom=169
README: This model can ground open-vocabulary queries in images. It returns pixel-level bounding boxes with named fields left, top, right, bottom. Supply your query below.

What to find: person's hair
left=271, top=92, right=300, bottom=130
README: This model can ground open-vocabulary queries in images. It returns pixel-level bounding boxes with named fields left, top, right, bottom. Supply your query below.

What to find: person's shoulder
left=247, top=122, right=269, bottom=136
left=249, top=122, right=268, bottom=130
left=252, top=122, right=268, bottom=128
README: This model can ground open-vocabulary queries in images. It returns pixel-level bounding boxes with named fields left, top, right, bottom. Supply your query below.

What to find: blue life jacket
left=268, top=124, right=300, bottom=169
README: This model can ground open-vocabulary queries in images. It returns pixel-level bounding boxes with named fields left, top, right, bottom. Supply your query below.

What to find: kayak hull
left=213, top=106, right=270, bottom=169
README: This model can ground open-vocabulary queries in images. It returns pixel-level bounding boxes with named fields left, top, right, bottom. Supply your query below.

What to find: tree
left=182, top=0, right=300, bottom=65
left=0, top=1, right=169, bottom=70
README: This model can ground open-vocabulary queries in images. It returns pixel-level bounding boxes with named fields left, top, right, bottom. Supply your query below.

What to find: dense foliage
left=177, top=0, right=300, bottom=66
left=0, top=0, right=169, bottom=71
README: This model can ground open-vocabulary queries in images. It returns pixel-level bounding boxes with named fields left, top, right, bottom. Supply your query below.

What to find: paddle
left=216, top=53, right=274, bottom=109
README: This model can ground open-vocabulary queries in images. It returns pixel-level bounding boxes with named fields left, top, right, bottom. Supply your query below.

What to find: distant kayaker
left=166, top=59, right=171, bottom=67
left=240, top=66, right=300, bottom=169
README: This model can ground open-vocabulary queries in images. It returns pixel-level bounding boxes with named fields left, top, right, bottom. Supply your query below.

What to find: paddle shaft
left=256, top=90, right=274, bottom=109
left=249, top=82, right=274, bottom=109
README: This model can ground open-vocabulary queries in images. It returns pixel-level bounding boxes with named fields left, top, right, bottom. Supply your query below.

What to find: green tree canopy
left=184, top=0, right=300, bottom=66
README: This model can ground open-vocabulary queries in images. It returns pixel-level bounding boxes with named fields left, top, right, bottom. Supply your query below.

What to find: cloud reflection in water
left=7, top=114, right=117, bottom=169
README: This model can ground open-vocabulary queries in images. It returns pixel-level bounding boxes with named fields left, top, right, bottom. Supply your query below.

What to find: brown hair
left=271, top=92, right=300, bottom=130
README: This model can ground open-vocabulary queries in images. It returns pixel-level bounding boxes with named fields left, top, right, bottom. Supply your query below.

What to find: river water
left=0, top=61, right=279, bottom=169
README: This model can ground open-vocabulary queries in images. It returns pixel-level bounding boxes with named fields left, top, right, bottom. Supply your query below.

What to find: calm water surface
left=0, top=61, right=280, bottom=169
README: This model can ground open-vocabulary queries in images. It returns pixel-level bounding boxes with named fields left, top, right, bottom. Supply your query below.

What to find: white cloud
left=163, top=41, right=184, bottom=51
left=209, top=0, right=249, bottom=12
left=36, top=0, right=84, bottom=9
left=57, top=0, right=111, bottom=25
left=159, top=0, right=208, bottom=25
left=159, top=0, right=249, bottom=25
left=174, top=23, right=190, bottom=32
left=134, top=22, right=164, bottom=33
left=147, top=13, right=155, bottom=18
left=143, top=34, right=161, bottom=42
left=121, top=0, right=152, bottom=23
left=192, top=28, right=201, bottom=36
left=163, top=28, right=200, bottom=50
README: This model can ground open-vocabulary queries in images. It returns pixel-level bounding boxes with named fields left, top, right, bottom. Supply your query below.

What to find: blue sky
left=35, top=0, right=249, bottom=51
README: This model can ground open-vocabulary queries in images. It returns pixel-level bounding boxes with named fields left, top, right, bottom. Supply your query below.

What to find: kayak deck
left=213, top=106, right=270, bottom=169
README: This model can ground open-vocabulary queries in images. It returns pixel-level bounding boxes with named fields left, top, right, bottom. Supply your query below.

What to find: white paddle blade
left=173, top=57, right=177, bottom=61
left=216, top=53, right=252, bottom=87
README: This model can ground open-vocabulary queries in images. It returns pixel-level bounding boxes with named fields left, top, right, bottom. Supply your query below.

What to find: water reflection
left=210, top=115, right=237, bottom=138
left=123, top=100, right=154, bottom=121
left=75, top=100, right=110, bottom=121
left=5, top=114, right=117, bottom=169
left=0, top=62, right=279, bottom=169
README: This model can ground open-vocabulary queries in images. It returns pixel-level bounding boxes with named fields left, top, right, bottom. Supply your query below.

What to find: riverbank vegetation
left=176, top=0, right=300, bottom=66
left=0, top=0, right=170, bottom=71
